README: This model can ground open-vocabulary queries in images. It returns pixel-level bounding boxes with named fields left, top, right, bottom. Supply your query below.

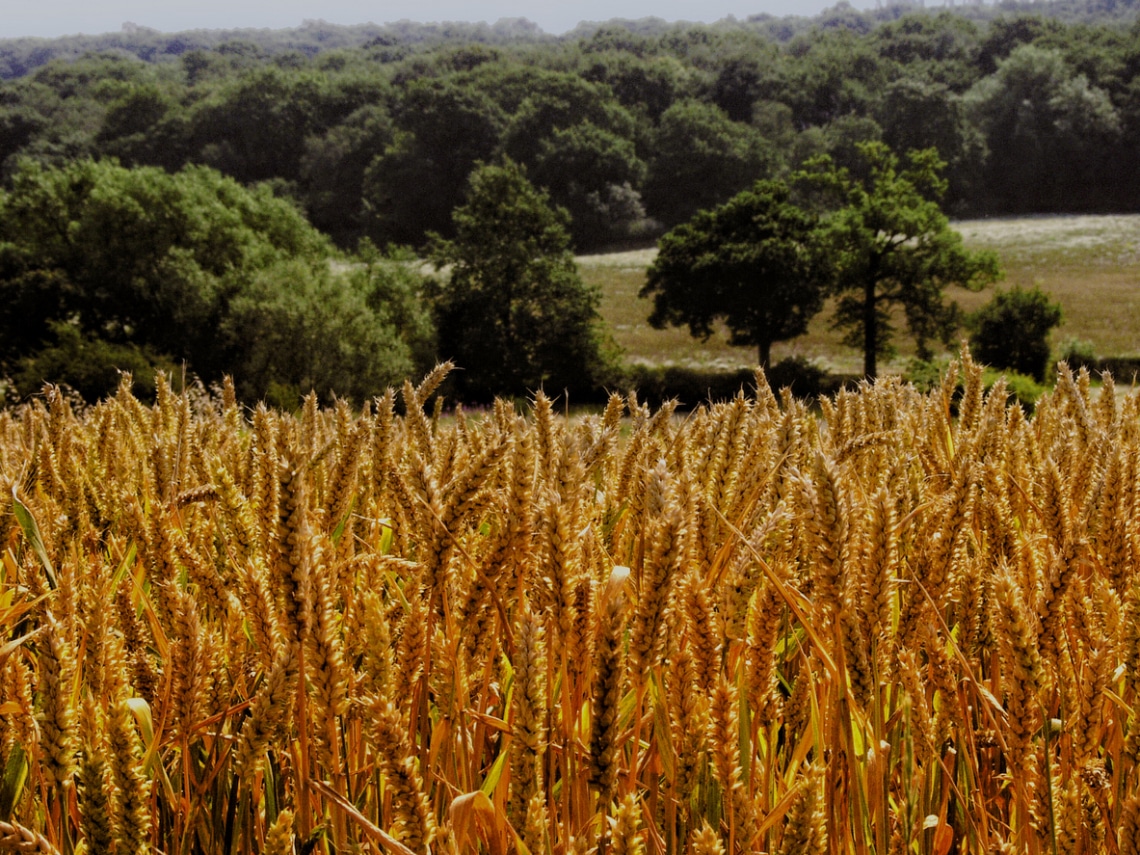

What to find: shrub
left=969, top=285, right=1063, bottom=382
left=985, top=367, right=1046, bottom=411
left=222, top=259, right=416, bottom=405
left=14, top=321, right=179, bottom=402
left=1057, top=337, right=1096, bottom=370
left=903, top=356, right=951, bottom=393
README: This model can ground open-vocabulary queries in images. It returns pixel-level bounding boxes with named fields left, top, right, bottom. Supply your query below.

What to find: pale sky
left=4, top=1, right=860, bottom=40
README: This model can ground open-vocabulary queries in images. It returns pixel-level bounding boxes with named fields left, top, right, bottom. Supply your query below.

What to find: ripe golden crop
left=0, top=353, right=1134, bottom=854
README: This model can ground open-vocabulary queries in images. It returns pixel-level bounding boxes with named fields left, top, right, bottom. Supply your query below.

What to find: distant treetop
left=2, top=0, right=1136, bottom=80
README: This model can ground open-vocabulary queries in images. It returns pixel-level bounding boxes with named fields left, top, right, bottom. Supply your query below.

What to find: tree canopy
left=6, top=7, right=1140, bottom=254
left=429, top=160, right=612, bottom=401
left=643, top=99, right=777, bottom=229
left=965, top=43, right=1122, bottom=211
left=0, top=158, right=327, bottom=374
left=798, top=142, right=1002, bottom=378
left=0, top=158, right=428, bottom=402
left=641, top=179, right=824, bottom=370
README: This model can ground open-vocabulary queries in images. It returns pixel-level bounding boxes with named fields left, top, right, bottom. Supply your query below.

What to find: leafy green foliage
left=778, top=29, right=889, bottom=128
left=352, top=240, right=438, bottom=375
left=95, top=82, right=185, bottom=168
left=641, top=179, right=825, bottom=369
left=799, top=141, right=1002, bottom=377
left=644, top=99, right=776, bottom=228
left=580, top=51, right=690, bottom=122
left=364, top=79, right=506, bottom=245
left=188, top=66, right=330, bottom=183
left=871, top=12, right=983, bottom=90
left=12, top=322, right=178, bottom=402
left=299, top=104, right=394, bottom=246
left=222, top=259, right=416, bottom=406
left=1057, top=336, right=1097, bottom=369
left=993, top=368, right=1048, bottom=411
left=500, top=73, right=637, bottom=169
left=430, top=160, right=613, bottom=401
left=969, top=285, right=1063, bottom=382
left=0, top=158, right=328, bottom=376
left=0, top=158, right=429, bottom=402
left=531, top=121, right=649, bottom=250
left=7, top=7, right=1140, bottom=248
left=965, top=43, right=1122, bottom=210
left=877, top=78, right=984, bottom=208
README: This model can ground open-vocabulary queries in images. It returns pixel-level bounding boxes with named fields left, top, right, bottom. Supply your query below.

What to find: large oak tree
left=640, top=179, right=824, bottom=371
left=799, top=142, right=1002, bottom=378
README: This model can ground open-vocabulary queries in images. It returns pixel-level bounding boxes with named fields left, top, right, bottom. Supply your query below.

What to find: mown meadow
left=582, top=213, right=1140, bottom=378
left=1, top=352, right=1139, bottom=853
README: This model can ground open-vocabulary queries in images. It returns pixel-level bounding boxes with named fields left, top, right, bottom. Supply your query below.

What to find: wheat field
left=0, top=355, right=1138, bottom=854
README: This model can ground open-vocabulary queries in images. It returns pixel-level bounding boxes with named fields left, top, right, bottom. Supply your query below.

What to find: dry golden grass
left=581, top=213, right=1140, bottom=374
left=1, top=354, right=1140, bottom=853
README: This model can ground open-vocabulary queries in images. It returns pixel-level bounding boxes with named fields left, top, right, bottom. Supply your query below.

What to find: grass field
left=579, top=213, right=1140, bottom=377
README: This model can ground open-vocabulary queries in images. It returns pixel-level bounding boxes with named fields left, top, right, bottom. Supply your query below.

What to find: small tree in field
left=970, top=285, right=1063, bottom=382
left=640, top=179, right=824, bottom=370
left=799, top=142, right=1002, bottom=378
left=430, top=160, right=611, bottom=401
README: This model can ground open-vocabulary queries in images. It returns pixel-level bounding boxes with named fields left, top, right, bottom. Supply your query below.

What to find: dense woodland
left=5, top=1, right=1140, bottom=245
left=0, top=0, right=1139, bottom=402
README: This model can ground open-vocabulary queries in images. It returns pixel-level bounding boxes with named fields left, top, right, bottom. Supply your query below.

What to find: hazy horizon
left=4, top=1, right=864, bottom=40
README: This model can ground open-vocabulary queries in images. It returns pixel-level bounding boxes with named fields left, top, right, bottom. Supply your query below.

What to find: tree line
left=0, top=2, right=1130, bottom=403
left=0, top=141, right=1031, bottom=408
left=0, top=160, right=437, bottom=405
left=0, top=154, right=629, bottom=406
left=2, top=4, right=1140, bottom=254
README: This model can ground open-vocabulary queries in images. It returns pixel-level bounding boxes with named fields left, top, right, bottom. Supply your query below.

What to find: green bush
left=969, top=285, right=1063, bottom=382
left=621, top=364, right=757, bottom=409
left=985, top=368, right=1047, bottom=412
left=902, top=357, right=952, bottom=393
left=222, top=259, right=416, bottom=405
left=1057, top=337, right=1096, bottom=370
left=15, top=322, right=179, bottom=402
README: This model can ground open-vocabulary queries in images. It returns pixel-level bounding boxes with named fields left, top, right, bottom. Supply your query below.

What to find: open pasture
left=581, top=213, right=1140, bottom=375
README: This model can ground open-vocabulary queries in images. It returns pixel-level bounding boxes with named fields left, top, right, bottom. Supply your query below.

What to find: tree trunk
left=863, top=273, right=877, bottom=380
left=863, top=252, right=881, bottom=379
